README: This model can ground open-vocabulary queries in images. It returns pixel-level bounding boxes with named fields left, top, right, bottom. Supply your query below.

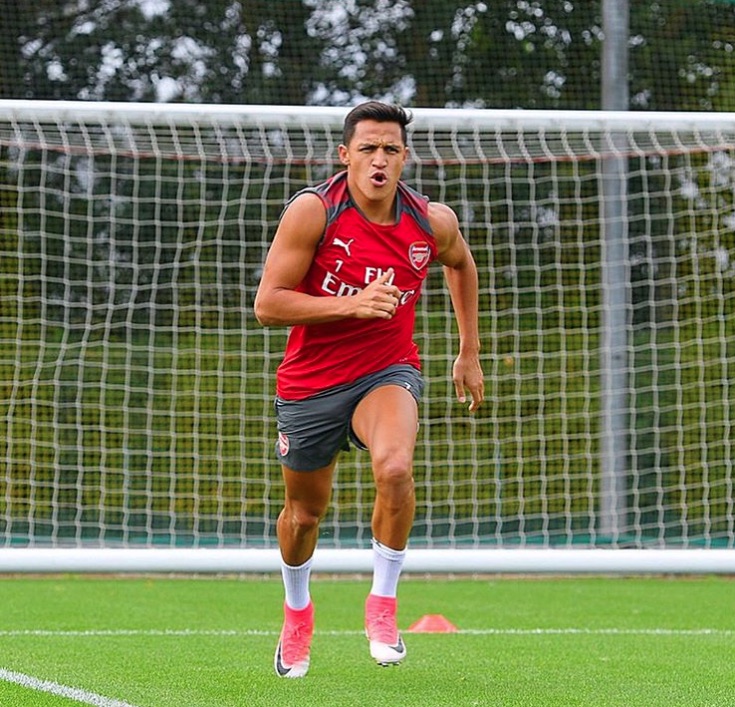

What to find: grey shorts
left=274, top=364, right=424, bottom=472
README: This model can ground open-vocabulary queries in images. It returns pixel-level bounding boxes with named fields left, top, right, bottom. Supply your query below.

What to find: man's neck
left=347, top=182, right=398, bottom=225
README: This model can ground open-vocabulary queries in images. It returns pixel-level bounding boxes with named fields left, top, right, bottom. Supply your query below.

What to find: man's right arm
left=254, top=194, right=400, bottom=326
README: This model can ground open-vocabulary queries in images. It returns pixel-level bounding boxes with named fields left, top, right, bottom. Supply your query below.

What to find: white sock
left=281, top=557, right=313, bottom=610
left=370, top=538, right=406, bottom=598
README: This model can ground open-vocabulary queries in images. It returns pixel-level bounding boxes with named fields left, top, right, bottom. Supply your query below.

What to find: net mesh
left=1, top=104, right=734, bottom=549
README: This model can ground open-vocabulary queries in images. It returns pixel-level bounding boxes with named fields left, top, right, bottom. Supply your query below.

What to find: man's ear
left=338, top=144, right=349, bottom=166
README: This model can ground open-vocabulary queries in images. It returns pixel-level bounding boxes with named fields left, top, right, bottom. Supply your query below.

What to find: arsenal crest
left=278, top=431, right=290, bottom=456
left=408, top=242, right=432, bottom=270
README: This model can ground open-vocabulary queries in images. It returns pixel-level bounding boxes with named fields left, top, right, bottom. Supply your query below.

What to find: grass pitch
left=0, top=574, right=733, bottom=706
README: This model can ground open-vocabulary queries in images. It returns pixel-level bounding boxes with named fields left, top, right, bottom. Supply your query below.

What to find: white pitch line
left=455, top=628, right=735, bottom=636
left=0, top=627, right=732, bottom=638
left=0, top=668, right=140, bottom=707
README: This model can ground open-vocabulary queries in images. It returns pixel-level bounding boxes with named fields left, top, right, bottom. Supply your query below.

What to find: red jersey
left=275, top=171, right=438, bottom=400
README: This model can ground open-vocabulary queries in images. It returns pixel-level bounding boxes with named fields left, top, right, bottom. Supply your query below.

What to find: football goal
left=1, top=100, right=735, bottom=573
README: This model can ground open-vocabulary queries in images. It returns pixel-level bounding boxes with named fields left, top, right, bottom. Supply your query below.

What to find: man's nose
left=373, top=149, right=388, bottom=165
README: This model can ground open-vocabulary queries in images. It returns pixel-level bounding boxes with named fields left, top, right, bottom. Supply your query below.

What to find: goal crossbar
left=2, top=99, right=735, bottom=132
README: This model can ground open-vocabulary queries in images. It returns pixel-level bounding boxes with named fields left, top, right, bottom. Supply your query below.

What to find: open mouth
left=370, top=172, right=388, bottom=187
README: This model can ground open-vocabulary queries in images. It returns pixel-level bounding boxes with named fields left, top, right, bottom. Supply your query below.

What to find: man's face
left=338, top=119, right=408, bottom=202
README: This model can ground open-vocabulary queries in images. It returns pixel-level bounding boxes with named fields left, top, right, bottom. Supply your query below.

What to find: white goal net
left=1, top=101, right=734, bottom=572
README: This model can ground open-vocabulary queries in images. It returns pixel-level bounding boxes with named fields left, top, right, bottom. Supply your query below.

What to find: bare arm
left=254, top=193, right=401, bottom=326
left=430, top=202, right=485, bottom=412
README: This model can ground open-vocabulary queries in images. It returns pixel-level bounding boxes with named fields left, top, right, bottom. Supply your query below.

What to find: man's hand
left=452, top=353, right=485, bottom=412
left=353, top=268, right=401, bottom=320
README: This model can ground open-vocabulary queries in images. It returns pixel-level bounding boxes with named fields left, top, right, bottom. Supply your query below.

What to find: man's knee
left=282, top=501, right=327, bottom=534
left=373, top=455, right=414, bottom=496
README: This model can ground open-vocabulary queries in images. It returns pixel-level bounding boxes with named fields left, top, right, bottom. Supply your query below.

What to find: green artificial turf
left=0, top=575, right=733, bottom=706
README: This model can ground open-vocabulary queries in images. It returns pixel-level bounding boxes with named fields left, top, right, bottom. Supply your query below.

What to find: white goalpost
left=1, top=100, right=735, bottom=574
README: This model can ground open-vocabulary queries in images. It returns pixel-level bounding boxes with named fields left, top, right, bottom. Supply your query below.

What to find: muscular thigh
left=281, top=461, right=337, bottom=515
left=351, top=384, right=419, bottom=461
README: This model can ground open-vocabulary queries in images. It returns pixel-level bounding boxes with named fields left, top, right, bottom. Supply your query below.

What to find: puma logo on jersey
left=333, top=237, right=355, bottom=256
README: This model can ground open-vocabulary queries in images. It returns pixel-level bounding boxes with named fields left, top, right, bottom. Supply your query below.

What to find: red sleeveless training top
left=275, top=171, right=438, bottom=400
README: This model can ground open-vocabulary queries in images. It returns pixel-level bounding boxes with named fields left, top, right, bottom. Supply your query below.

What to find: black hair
left=342, top=101, right=413, bottom=146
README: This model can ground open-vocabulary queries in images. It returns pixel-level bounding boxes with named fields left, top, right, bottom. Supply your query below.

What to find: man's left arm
left=429, top=202, right=485, bottom=412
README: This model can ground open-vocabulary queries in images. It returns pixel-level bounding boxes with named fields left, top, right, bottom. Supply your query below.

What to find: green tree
left=5, top=1, right=319, bottom=104
left=629, top=0, right=735, bottom=111
left=1, top=1, right=734, bottom=110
